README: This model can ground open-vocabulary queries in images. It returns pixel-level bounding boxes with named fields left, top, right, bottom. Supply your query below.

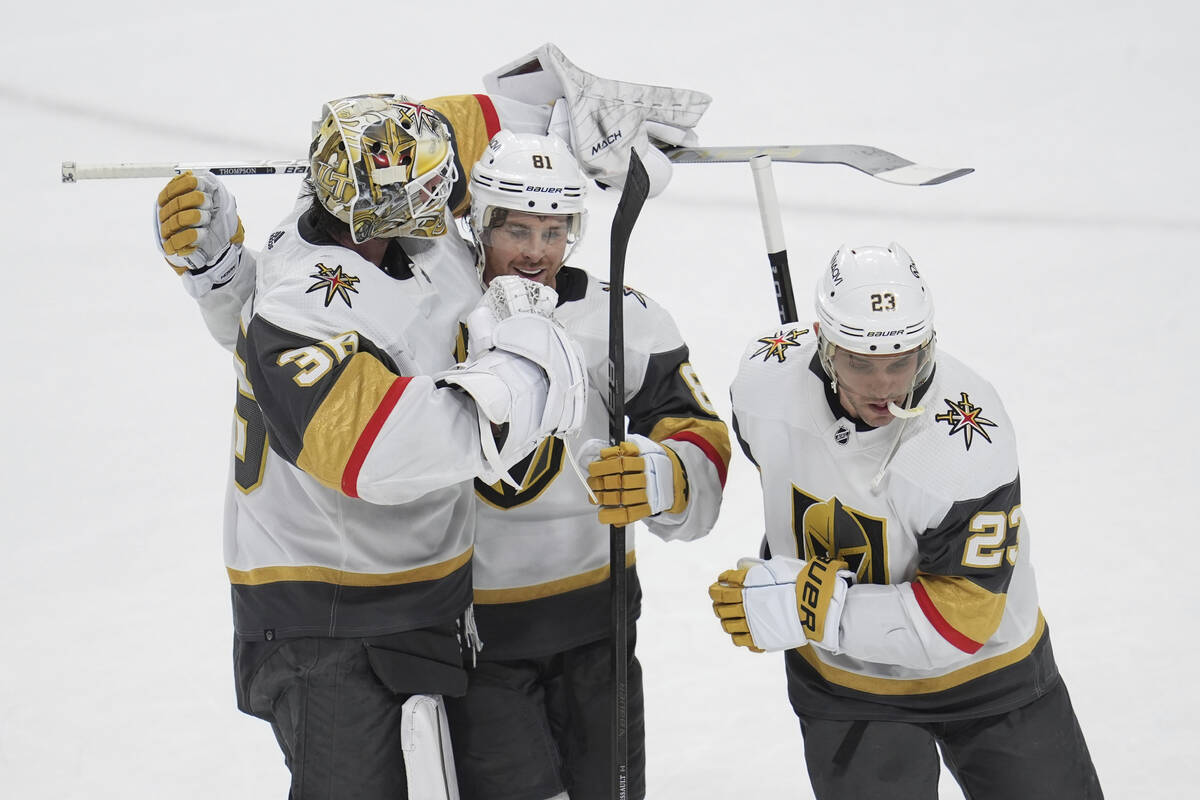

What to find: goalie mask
left=814, top=243, right=936, bottom=405
left=468, top=131, right=588, bottom=283
left=310, top=94, right=457, bottom=243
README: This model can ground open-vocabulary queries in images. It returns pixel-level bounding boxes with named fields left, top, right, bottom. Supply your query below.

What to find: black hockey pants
left=797, top=678, right=1103, bottom=799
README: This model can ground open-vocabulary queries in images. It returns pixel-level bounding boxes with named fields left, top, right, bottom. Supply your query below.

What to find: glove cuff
left=795, top=557, right=851, bottom=645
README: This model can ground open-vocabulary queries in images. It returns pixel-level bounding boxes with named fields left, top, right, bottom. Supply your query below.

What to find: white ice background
left=3, top=1, right=1198, bottom=796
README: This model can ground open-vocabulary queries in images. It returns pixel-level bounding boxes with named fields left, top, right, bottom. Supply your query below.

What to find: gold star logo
left=935, top=392, right=998, bottom=449
left=306, top=263, right=360, bottom=308
left=600, top=282, right=648, bottom=308
left=751, top=328, right=809, bottom=363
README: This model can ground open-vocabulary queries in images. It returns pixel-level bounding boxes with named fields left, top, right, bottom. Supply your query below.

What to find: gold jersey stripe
left=423, top=94, right=502, bottom=216
left=296, top=352, right=403, bottom=491
left=473, top=551, right=637, bottom=604
left=227, top=547, right=473, bottom=587
left=915, top=573, right=1007, bottom=645
left=795, top=611, right=1046, bottom=696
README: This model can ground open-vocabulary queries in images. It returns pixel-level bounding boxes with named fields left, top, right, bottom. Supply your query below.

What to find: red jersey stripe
left=473, top=94, right=502, bottom=139
left=341, top=376, right=413, bottom=498
left=912, top=580, right=984, bottom=654
left=667, top=430, right=729, bottom=487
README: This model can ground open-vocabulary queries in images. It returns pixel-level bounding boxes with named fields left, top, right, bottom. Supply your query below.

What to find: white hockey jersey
left=174, top=93, right=730, bottom=656
left=731, top=325, right=1059, bottom=721
left=225, top=202, right=490, bottom=641
left=468, top=267, right=730, bottom=659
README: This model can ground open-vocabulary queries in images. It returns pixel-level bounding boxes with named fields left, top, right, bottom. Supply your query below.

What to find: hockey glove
left=577, top=434, right=686, bottom=525
left=156, top=171, right=245, bottom=280
left=709, top=555, right=854, bottom=653
left=482, top=43, right=711, bottom=198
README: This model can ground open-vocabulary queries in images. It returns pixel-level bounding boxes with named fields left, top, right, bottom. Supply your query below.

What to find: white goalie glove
left=155, top=171, right=245, bottom=291
left=483, top=43, right=711, bottom=198
left=440, top=276, right=587, bottom=484
left=709, top=555, right=855, bottom=653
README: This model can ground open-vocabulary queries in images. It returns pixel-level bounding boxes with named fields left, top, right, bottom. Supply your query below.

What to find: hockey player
left=158, top=93, right=588, bottom=800
left=154, top=49, right=715, bottom=800
left=447, top=131, right=730, bottom=800
left=710, top=245, right=1101, bottom=799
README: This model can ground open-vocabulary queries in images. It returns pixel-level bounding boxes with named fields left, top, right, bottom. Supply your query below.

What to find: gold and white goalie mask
left=311, top=94, right=458, bottom=243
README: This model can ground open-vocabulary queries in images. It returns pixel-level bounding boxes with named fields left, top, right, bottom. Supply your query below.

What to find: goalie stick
left=61, top=144, right=972, bottom=186
left=607, top=148, right=650, bottom=800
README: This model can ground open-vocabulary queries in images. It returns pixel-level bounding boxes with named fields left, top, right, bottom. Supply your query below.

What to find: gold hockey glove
left=156, top=171, right=245, bottom=275
left=709, top=555, right=853, bottom=652
left=582, top=434, right=686, bottom=525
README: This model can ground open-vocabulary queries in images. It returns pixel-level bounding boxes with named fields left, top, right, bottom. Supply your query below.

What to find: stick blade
left=663, top=144, right=974, bottom=186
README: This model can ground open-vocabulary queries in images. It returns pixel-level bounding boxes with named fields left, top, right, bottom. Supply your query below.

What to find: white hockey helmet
left=310, top=94, right=458, bottom=243
left=814, top=243, right=936, bottom=387
left=468, top=131, right=588, bottom=276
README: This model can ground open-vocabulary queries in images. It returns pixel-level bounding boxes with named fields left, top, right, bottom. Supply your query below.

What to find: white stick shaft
left=749, top=154, right=786, bottom=252
left=748, top=154, right=799, bottom=324
left=61, top=159, right=309, bottom=183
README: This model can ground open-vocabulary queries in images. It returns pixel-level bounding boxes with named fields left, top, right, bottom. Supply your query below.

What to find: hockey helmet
left=310, top=94, right=457, bottom=243
left=468, top=131, right=588, bottom=278
left=814, top=243, right=936, bottom=389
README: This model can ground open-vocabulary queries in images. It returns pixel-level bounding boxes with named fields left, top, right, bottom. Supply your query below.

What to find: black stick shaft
left=607, top=149, right=649, bottom=800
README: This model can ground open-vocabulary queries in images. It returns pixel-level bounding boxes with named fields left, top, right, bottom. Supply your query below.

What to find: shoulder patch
left=935, top=391, right=999, bottom=450
left=599, top=280, right=648, bottom=308
left=266, top=230, right=285, bottom=250
left=307, top=263, right=361, bottom=308
left=750, top=328, right=809, bottom=363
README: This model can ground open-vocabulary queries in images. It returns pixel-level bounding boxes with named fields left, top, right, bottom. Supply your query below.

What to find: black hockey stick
left=607, top=148, right=650, bottom=800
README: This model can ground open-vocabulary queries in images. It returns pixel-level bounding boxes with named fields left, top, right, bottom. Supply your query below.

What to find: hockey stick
left=662, top=144, right=973, bottom=186
left=607, top=148, right=650, bottom=800
left=61, top=145, right=972, bottom=186
left=749, top=154, right=799, bottom=325
left=60, top=160, right=309, bottom=182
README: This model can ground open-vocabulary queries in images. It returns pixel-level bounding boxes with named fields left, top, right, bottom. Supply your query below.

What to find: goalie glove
left=440, top=276, right=587, bottom=484
left=709, top=555, right=854, bottom=653
left=577, top=434, right=686, bottom=525
left=482, top=42, right=711, bottom=198
left=155, top=171, right=245, bottom=285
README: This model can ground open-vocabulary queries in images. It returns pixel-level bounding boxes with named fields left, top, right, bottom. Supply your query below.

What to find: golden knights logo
left=307, top=263, right=360, bottom=308
left=599, top=281, right=648, bottom=308
left=751, top=328, right=809, bottom=363
left=936, top=392, right=998, bottom=450
left=793, top=488, right=888, bottom=584
left=475, top=438, right=565, bottom=509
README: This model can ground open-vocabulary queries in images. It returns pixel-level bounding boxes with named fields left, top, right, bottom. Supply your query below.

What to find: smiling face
left=829, top=347, right=923, bottom=427
left=480, top=209, right=571, bottom=287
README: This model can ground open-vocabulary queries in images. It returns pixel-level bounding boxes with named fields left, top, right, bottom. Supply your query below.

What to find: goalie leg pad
left=401, top=694, right=460, bottom=800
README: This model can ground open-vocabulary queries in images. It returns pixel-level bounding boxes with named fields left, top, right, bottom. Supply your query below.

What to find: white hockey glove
left=709, top=555, right=854, bottom=653
left=441, top=276, right=587, bottom=483
left=155, top=171, right=245, bottom=285
left=483, top=42, right=711, bottom=198
left=576, top=434, right=686, bottom=525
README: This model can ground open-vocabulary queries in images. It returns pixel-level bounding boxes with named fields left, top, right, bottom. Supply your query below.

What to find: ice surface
left=3, top=1, right=1197, bottom=796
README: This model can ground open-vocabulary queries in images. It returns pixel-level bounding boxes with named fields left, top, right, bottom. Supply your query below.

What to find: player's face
left=831, top=348, right=922, bottom=427
left=482, top=210, right=570, bottom=287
